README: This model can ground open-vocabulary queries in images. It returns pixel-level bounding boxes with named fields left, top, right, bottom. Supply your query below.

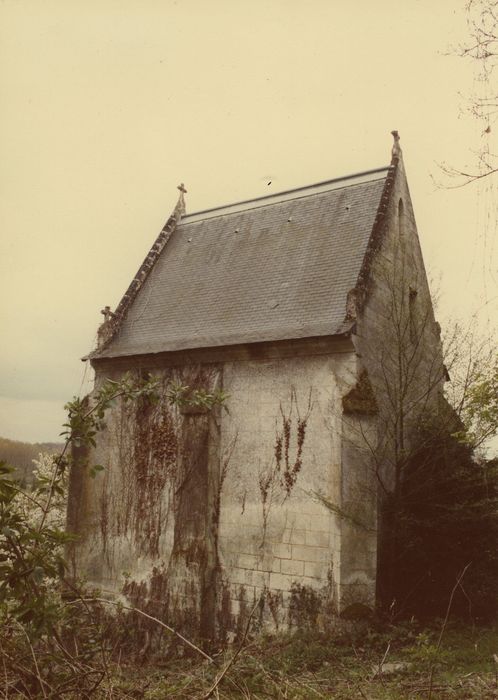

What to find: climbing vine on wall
left=132, top=384, right=178, bottom=557
left=100, top=370, right=227, bottom=558
left=258, top=388, right=313, bottom=545
left=275, top=388, right=313, bottom=496
left=100, top=374, right=176, bottom=557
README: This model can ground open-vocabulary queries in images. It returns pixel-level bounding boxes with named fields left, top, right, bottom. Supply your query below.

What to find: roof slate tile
left=95, top=171, right=389, bottom=359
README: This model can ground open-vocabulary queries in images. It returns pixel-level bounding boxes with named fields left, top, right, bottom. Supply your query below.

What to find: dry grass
left=76, top=623, right=498, bottom=700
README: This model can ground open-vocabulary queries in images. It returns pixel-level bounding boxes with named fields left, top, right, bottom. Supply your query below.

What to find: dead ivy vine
left=258, top=388, right=313, bottom=546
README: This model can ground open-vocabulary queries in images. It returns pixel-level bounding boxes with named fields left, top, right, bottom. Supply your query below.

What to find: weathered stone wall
left=352, top=157, right=445, bottom=479
left=67, top=371, right=180, bottom=589
left=68, top=341, right=382, bottom=639
left=350, top=156, right=445, bottom=605
left=338, top=410, right=378, bottom=610
left=216, top=352, right=358, bottom=633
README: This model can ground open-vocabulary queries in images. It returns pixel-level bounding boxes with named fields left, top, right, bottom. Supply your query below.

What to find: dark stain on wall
left=116, top=367, right=227, bottom=644
left=342, top=369, right=378, bottom=416
left=132, top=393, right=177, bottom=556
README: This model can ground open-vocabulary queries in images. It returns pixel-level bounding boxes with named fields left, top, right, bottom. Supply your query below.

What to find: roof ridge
left=183, top=166, right=390, bottom=223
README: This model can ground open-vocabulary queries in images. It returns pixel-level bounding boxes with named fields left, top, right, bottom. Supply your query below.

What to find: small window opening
left=398, top=198, right=404, bottom=238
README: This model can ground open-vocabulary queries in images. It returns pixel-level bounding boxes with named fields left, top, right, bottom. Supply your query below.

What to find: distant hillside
left=0, top=436, right=63, bottom=488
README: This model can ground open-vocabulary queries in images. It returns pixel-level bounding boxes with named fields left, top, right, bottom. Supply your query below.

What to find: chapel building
left=67, top=133, right=446, bottom=639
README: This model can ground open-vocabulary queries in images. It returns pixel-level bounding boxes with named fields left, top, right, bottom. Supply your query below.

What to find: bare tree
left=341, top=207, right=497, bottom=613
left=441, top=0, right=498, bottom=185
left=442, top=315, right=498, bottom=451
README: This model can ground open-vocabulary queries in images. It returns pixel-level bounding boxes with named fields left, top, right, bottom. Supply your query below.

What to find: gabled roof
left=92, top=165, right=395, bottom=360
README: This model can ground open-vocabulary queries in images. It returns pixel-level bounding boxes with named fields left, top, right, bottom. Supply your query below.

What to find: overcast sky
left=0, top=0, right=496, bottom=443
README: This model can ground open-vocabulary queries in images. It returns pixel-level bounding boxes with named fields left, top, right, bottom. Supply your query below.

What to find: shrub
left=384, top=427, right=498, bottom=621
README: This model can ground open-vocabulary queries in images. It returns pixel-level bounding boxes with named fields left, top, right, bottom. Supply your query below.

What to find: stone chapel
left=67, top=133, right=446, bottom=640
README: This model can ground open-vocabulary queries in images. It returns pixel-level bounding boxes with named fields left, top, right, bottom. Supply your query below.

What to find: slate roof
left=94, top=167, right=391, bottom=359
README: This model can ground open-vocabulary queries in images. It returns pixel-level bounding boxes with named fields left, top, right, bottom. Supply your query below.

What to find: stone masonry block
left=290, top=513, right=314, bottom=530
left=220, top=550, right=238, bottom=569
left=272, top=543, right=292, bottom=559
left=304, top=560, right=327, bottom=579
left=291, top=544, right=330, bottom=563
left=219, top=537, right=243, bottom=553
left=281, top=590, right=292, bottom=609
left=229, top=567, right=247, bottom=585
left=244, top=569, right=269, bottom=588
left=238, top=553, right=259, bottom=569
left=305, top=529, right=330, bottom=548
left=308, top=514, right=331, bottom=532
left=243, top=569, right=254, bottom=586
left=269, top=572, right=295, bottom=591
left=229, top=582, right=244, bottom=600
left=280, top=559, right=305, bottom=576
left=282, top=528, right=306, bottom=545
left=256, top=553, right=278, bottom=572
left=229, top=599, right=240, bottom=616
left=255, top=571, right=270, bottom=588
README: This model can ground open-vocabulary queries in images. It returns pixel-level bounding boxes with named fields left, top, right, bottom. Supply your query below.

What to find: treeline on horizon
left=0, top=436, right=63, bottom=488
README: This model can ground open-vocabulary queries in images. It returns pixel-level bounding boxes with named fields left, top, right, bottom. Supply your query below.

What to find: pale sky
left=0, top=0, right=496, bottom=443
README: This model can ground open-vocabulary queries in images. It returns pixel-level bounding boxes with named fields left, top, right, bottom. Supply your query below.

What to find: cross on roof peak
left=100, top=305, right=115, bottom=322
left=177, top=183, right=187, bottom=194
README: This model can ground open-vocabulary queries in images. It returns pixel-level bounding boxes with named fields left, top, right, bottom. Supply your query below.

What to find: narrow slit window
left=398, top=199, right=404, bottom=238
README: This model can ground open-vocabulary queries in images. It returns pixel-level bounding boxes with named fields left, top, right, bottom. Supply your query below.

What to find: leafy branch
left=0, top=371, right=226, bottom=696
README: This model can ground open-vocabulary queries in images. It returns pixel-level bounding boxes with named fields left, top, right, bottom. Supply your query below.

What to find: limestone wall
left=217, top=352, right=357, bottom=630
left=353, top=157, right=445, bottom=483
left=67, top=343, right=380, bottom=639
left=350, top=157, right=445, bottom=605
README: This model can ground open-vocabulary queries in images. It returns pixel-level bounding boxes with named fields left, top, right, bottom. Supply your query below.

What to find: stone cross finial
left=174, top=182, right=187, bottom=220
left=100, top=305, right=114, bottom=322
left=391, top=130, right=401, bottom=158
